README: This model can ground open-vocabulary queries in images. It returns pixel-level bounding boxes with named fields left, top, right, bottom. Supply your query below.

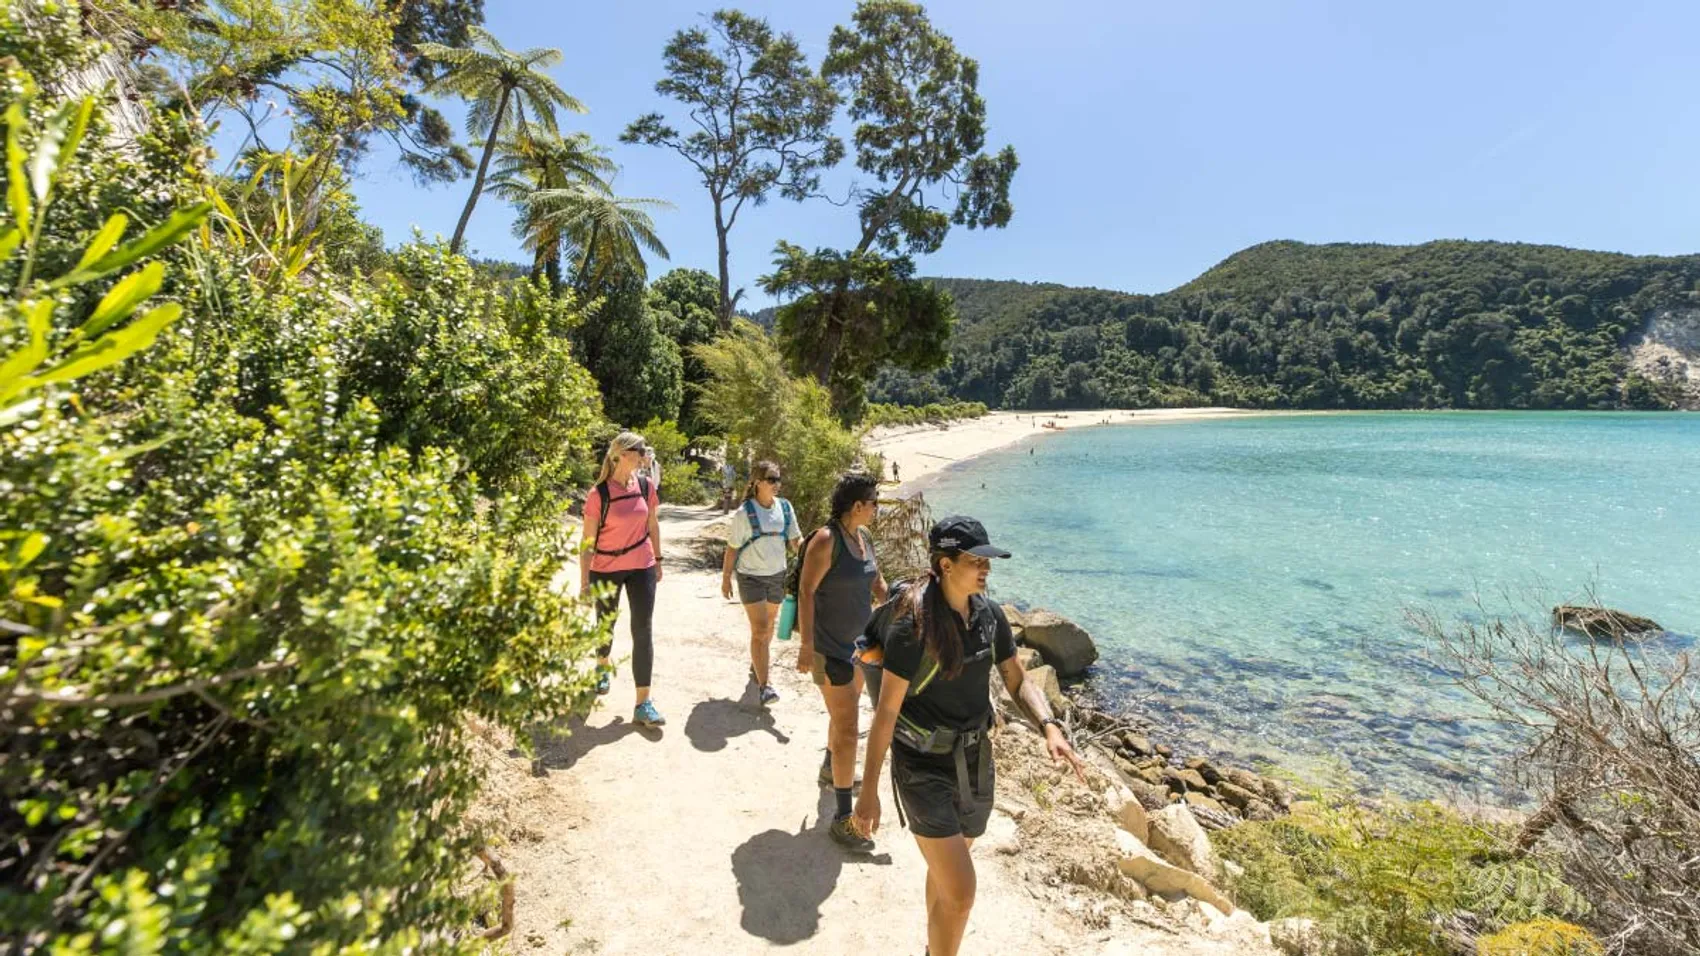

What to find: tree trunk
left=714, top=200, right=733, bottom=331
left=450, top=86, right=510, bottom=255
left=810, top=283, right=849, bottom=387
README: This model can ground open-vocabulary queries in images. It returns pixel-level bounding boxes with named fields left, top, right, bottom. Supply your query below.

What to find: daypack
left=591, top=476, right=653, bottom=557
left=734, top=497, right=795, bottom=570
left=782, top=522, right=852, bottom=598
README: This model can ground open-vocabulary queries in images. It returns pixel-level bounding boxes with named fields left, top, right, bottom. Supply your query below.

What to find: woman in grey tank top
left=797, top=472, right=887, bottom=851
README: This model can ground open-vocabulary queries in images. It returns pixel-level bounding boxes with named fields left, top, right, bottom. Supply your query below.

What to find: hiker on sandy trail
left=721, top=460, right=800, bottom=706
left=581, top=431, right=666, bottom=728
left=796, top=471, right=887, bottom=850
left=853, top=515, right=1086, bottom=956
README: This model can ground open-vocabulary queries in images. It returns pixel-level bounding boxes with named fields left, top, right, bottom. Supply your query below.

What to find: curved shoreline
left=866, top=407, right=1266, bottom=492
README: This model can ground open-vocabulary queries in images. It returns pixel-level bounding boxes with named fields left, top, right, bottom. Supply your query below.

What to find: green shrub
left=350, top=241, right=607, bottom=518
left=1, top=66, right=603, bottom=953
left=1477, top=919, right=1603, bottom=956
left=694, top=320, right=861, bottom=528
left=863, top=400, right=988, bottom=429
left=1214, top=797, right=1587, bottom=956
left=642, top=416, right=712, bottom=505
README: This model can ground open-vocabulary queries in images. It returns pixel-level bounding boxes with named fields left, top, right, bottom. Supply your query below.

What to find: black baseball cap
left=929, top=515, right=1011, bottom=559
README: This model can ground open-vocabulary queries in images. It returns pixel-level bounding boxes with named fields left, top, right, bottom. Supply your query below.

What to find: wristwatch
left=1040, top=717, right=1064, bottom=732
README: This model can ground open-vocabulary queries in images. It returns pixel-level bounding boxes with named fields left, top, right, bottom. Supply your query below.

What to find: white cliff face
left=1628, top=308, right=1700, bottom=408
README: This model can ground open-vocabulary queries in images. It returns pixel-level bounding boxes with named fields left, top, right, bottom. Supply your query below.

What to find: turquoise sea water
left=922, top=412, right=1700, bottom=800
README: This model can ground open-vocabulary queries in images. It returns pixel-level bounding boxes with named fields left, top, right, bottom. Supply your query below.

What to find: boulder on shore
left=1553, top=604, right=1663, bottom=639
left=1146, top=804, right=1223, bottom=883
left=1021, top=608, right=1099, bottom=676
left=1114, top=830, right=1232, bottom=916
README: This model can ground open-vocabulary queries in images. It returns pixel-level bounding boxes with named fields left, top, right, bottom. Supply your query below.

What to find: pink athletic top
left=585, top=477, right=660, bottom=573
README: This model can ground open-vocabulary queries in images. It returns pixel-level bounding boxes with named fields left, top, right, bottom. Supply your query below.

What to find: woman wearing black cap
left=853, top=515, right=1085, bottom=956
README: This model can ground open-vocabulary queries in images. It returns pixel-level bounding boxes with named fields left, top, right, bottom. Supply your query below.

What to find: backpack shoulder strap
left=741, top=497, right=761, bottom=533
left=592, top=481, right=611, bottom=548
left=780, top=499, right=794, bottom=538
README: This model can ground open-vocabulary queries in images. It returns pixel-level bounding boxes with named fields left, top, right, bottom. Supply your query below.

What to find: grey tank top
left=811, top=522, right=878, bottom=662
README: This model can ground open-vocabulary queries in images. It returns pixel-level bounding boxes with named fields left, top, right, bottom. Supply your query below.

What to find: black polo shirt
left=883, top=584, right=1016, bottom=732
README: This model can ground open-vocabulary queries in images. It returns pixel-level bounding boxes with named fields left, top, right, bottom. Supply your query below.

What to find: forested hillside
left=869, top=240, right=1700, bottom=410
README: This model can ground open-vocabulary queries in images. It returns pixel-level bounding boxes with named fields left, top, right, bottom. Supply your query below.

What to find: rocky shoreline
left=1001, top=602, right=1296, bottom=828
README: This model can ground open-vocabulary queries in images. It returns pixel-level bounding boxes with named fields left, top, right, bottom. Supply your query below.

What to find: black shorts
left=811, top=652, right=855, bottom=687
left=892, top=743, right=995, bottom=839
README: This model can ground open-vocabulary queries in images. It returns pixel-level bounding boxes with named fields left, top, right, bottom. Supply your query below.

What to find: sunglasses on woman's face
left=624, top=445, right=649, bottom=457
left=763, top=476, right=783, bottom=485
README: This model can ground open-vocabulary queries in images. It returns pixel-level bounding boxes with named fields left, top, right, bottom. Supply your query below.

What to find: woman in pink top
left=581, top=431, right=666, bottom=727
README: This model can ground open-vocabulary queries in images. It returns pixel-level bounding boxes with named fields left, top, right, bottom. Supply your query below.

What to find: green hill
left=869, top=240, right=1700, bottom=410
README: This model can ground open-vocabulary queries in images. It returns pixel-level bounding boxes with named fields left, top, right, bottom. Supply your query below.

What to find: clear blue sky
left=342, top=0, right=1700, bottom=305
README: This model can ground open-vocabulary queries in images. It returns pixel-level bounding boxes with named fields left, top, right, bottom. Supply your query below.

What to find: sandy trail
left=492, top=499, right=1273, bottom=954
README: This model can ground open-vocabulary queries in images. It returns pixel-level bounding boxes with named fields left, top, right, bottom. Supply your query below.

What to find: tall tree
left=519, top=184, right=671, bottom=297
left=769, top=0, right=1017, bottom=416
left=488, top=131, right=616, bottom=289
left=133, top=0, right=476, bottom=183
left=623, top=9, right=842, bottom=329
left=418, top=27, right=585, bottom=254
left=648, top=268, right=724, bottom=437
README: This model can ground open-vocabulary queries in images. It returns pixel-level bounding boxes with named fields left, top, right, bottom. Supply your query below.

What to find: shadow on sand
left=730, top=789, right=892, bottom=944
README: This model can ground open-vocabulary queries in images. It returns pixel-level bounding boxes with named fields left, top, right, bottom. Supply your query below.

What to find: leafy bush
left=863, top=400, right=988, bottom=428
left=1477, top=919, right=1603, bottom=956
left=641, top=416, right=712, bottom=505
left=693, top=320, right=861, bottom=528
left=1, top=57, right=602, bottom=954
left=1214, top=797, right=1586, bottom=956
left=348, top=241, right=607, bottom=519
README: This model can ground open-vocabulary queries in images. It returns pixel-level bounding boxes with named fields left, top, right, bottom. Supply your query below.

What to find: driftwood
left=1552, top=604, right=1663, bottom=639
left=475, top=848, right=515, bottom=940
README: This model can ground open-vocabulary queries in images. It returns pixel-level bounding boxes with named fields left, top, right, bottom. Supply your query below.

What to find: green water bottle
left=776, top=594, right=797, bottom=641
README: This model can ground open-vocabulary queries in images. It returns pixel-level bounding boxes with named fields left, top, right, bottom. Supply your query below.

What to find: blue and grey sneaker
left=633, top=700, right=666, bottom=727
left=759, top=684, right=781, bottom=706
left=594, top=666, right=612, bottom=696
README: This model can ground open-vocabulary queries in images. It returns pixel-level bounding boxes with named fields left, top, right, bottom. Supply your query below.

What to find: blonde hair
left=595, top=431, right=647, bottom=486
left=744, top=460, right=779, bottom=502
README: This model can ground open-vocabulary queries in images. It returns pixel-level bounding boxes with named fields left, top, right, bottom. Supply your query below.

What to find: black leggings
left=590, top=565, right=658, bottom=687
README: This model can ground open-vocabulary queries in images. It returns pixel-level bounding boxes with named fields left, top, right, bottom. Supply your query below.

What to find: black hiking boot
left=829, top=815, right=874, bottom=852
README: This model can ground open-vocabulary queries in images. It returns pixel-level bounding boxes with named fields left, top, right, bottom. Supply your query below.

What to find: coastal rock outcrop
left=1146, top=805, right=1223, bottom=883
left=1115, top=829, right=1233, bottom=916
left=1020, top=608, right=1099, bottom=676
left=1553, top=604, right=1663, bottom=640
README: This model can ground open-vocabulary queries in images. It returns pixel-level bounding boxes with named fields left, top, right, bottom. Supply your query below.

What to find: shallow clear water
left=923, top=412, right=1700, bottom=800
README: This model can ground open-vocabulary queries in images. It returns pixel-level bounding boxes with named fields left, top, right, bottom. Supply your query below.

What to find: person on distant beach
left=581, top=432, right=666, bottom=727
left=722, top=460, right=800, bottom=706
left=797, top=471, right=887, bottom=850
left=853, top=515, right=1085, bottom=956
left=892, top=461, right=901, bottom=484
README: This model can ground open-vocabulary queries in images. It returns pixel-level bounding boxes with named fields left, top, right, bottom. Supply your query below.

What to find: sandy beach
left=865, top=408, right=1258, bottom=488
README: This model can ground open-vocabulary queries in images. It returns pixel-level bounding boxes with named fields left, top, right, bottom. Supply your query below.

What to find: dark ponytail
left=898, top=552, right=966, bottom=680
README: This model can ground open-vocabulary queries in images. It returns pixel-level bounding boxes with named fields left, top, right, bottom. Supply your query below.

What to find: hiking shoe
left=829, top=815, right=874, bottom=852
left=759, top=684, right=780, bottom=706
left=633, top=700, right=665, bottom=727
left=594, top=666, right=612, bottom=696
